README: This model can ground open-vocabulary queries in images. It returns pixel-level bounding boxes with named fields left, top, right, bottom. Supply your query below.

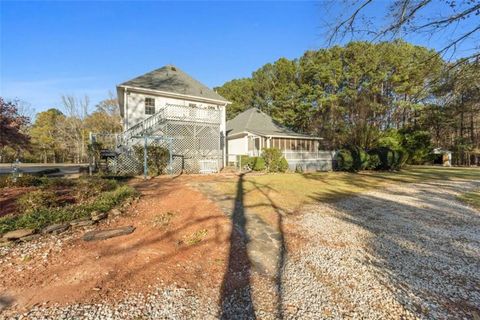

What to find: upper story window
left=145, top=97, right=155, bottom=115
left=188, top=103, right=197, bottom=108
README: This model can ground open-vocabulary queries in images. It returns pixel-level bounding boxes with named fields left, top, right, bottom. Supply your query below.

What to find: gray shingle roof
left=227, top=108, right=320, bottom=139
left=119, top=65, right=229, bottom=103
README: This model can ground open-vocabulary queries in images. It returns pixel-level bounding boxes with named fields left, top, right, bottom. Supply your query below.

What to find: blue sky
left=1, top=1, right=477, bottom=116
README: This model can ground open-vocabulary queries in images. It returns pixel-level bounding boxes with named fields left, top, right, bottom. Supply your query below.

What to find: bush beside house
left=238, top=148, right=288, bottom=173
left=262, top=148, right=288, bottom=173
left=336, top=146, right=409, bottom=172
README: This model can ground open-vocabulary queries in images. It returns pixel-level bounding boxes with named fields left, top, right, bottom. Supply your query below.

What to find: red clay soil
left=0, top=176, right=233, bottom=312
left=0, top=187, right=35, bottom=217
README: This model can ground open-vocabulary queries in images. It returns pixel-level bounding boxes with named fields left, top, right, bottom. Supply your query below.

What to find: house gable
left=118, top=65, right=228, bottom=104
left=116, top=65, right=229, bottom=130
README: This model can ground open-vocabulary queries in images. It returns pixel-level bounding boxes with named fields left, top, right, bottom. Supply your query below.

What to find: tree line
left=0, top=94, right=121, bottom=163
left=1, top=41, right=478, bottom=165
left=216, top=41, right=480, bottom=165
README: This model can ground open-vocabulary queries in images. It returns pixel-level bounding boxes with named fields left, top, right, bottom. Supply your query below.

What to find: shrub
left=0, top=184, right=136, bottom=234
left=0, top=175, right=43, bottom=188
left=239, top=155, right=253, bottom=170
left=16, top=190, right=59, bottom=213
left=366, top=153, right=381, bottom=170
left=39, top=177, right=75, bottom=189
left=74, top=176, right=119, bottom=201
left=350, top=146, right=369, bottom=171
left=261, top=148, right=288, bottom=172
left=251, top=157, right=266, bottom=171
left=394, top=149, right=408, bottom=169
left=399, top=129, right=432, bottom=164
left=133, top=144, right=170, bottom=176
left=278, top=157, right=289, bottom=173
left=336, top=149, right=354, bottom=171
left=369, top=147, right=407, bottom=170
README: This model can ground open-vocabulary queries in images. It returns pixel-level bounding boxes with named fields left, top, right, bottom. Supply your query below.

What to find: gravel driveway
left=2, top=178, right=479, bottom=319
left=279, top=179, right=480, bottom=319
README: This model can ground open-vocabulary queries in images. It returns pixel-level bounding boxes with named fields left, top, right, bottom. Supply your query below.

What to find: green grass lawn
left=457, top=190, right=480, bottom=210
left=208, top=166, right=480, bottom=223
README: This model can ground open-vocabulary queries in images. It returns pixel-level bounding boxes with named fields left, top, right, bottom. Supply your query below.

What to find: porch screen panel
left=248, top=137, right=254, bottom=152
left=272, top=138, right=279, bottom=149
left=278, top=138, right=285, bottom=151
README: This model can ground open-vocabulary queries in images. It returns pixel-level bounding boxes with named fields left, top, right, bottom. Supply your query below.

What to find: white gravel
left=280, top=179, right=480, bottom=319
left=2, top=286, right=218, bottom=320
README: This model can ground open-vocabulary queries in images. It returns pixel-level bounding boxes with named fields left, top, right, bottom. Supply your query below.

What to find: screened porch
left=247, top=135, right=321, bottom=160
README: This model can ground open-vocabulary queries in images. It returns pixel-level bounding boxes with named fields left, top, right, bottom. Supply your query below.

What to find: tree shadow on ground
left=219, top=173, right=256, bottom=318
left=246, top=178, right=286, bottom=320
left=219, top=173, right=286, bottom=319
left=11, top=177, right=231, bottom=308
left=0, top=295, right=14, bottom=311
left=308, top=181, right=480, bottom=318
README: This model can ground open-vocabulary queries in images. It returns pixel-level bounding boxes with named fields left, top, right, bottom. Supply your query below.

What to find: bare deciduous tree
left=60, top=95, right=90, bottom=163
left=324, top=0, right=480, bottom=61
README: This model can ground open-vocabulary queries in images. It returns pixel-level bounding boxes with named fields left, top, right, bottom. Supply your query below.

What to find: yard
left=0, top=166, right=479, bottom=319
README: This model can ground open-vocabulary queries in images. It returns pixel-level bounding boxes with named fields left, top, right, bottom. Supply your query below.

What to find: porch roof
left=226, top=108, right=320, bottom=140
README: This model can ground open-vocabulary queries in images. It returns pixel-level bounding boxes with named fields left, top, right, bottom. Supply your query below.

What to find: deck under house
left=92, top=103, right=224, bottom=175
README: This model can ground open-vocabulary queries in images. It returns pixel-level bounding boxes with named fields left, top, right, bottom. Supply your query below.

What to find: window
left=189, top=103, right=197, bottom=108
left=145, top=97, right=155, bottom=115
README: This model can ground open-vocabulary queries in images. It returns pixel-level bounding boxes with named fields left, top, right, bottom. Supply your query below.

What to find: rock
left=42, top=223, right=70, bottom=234
left=19, top=234, right=41, bottom=242
left=70, top=218, right=95, bottom=227
left=83, top=226, right=136, bottom=241
left=110, top=208, right=122, bottom=216
left=91, top=211, right=108, bottom=221
left=2, top=228, right=36, bottom=240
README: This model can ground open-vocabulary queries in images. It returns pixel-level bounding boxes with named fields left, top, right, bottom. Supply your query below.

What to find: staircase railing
left=119, top=104, right=221, bottom=146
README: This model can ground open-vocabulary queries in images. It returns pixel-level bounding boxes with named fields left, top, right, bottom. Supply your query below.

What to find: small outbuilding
left=226, top=108, right=333, bottom=171
left=432, top=148, right=452, bottom=167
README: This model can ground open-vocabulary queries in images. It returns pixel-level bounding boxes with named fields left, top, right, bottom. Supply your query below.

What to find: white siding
left=227, top=136, right=248, bottom=162
left=121, top=90, right=227, bottom=171
left=124, top=92, right=222, bottom=130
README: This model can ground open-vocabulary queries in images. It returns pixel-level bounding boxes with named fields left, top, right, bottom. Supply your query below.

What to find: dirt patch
left=0, top=176, right=232, bottom=312
left=0, top=187, right=35, bottom=218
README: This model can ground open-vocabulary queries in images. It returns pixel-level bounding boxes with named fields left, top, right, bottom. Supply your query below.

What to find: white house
left=226, top=108, right=333, bottom=171
left=115, top=65, right=230, bottom=173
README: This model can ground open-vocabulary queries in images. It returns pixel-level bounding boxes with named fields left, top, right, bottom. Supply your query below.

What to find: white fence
left=164, top=104, right=220, bottom=124
left=199, top=159, right=219, bottom=174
